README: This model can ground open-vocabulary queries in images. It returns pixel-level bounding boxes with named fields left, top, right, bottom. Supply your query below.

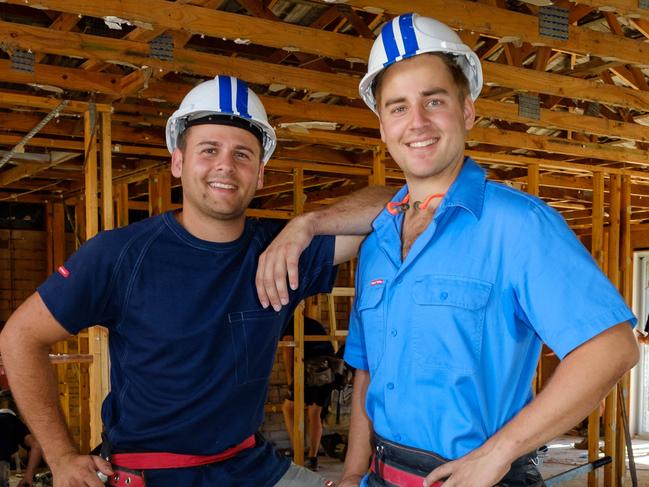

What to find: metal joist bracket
left=518, top=93, right=541, bottom=120
left=539, top=6, right=569, bottom=41
left=585, top=102, right=601, bottom=117
left=149, top=34, right=174, bottom=62
left=11, top=49, right=35, bottom=73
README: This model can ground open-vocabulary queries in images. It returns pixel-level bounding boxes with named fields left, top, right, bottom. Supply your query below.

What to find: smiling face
left=376, top=54, right=475, bottom=194
left=171, top=123, right=264, bottom=236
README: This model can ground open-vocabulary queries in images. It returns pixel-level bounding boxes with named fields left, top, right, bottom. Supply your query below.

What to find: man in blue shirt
left=336, top=13, right=639, bottom=487
left=0, top=76, right=392, bottom=487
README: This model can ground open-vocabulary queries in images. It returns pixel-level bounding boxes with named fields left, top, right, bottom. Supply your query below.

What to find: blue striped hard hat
left=359, top=13, right=483, bottom=114
left=166, top=76, right=277, bottom=164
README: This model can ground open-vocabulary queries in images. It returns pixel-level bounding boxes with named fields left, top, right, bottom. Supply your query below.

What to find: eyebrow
left=196, top=140, right=257, bottom=154
left=382, top=87, right=451, bottom=108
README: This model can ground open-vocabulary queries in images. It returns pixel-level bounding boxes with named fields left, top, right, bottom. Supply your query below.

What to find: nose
left=212, top=151, right=236, bottom=174
left=409, top=104, right=431, bottom=130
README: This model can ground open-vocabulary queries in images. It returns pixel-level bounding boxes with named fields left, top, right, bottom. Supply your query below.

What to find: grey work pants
left=0, top=460, right=9, bottom=487
left=274, top=462, right=333, bottom=487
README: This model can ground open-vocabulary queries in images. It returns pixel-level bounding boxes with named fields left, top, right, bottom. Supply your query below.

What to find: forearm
left=341, top=369, right=373, bottom=481
left=480, top=322, right=638, bottom=464
left=5, top=345, right=77, bottom=465
left=300, top=185, right=395, bottom=237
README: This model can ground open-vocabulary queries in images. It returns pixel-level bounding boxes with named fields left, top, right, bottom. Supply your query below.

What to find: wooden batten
left=148, top=171, right=172, bottom=216
left=114, top=183, right=130, bottom=228
left=617, top=178, right=633, bottom=487
left=371, top=147, right=386, bottom=186
left=589, top=172, right=605, bottom=487
left=101, top=111, right=114, bottom=232
left=291, top=168, right=305, bottom=465
left=292, top=302, right=305, bottom=466
left=83, top=107, right=109, bottom=450
left=604, top=175, right=621, bottom=487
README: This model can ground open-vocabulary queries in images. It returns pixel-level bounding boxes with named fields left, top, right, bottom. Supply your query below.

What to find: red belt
left=371, top=455, right=443, bottom=487
left=110, top=434, right=255, bottom=470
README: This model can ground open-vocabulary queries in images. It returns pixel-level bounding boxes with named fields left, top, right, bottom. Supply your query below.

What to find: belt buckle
left=107, top=466, right=146, bottom=487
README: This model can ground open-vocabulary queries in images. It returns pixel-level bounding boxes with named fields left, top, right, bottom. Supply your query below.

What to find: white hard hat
left=359, top=13, right=483, bottom=114
left=166, top=76, right=277, bottom=164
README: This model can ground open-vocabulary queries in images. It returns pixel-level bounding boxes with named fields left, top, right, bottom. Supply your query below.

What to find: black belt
left=367, top=433, right=545, bottom=487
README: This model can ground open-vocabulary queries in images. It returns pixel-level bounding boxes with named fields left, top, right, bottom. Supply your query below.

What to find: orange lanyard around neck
left=386, top=192, right=445, bottom=215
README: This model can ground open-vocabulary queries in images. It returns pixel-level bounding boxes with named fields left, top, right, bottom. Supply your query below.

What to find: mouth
left=406, top=137, right=439, bottom=148
left=208, top=181, right=237, bottom=190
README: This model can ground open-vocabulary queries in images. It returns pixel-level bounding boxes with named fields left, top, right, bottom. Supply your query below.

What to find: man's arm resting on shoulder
left=256, top=185, right=395, bottom=310
left=423, top=322, right=639, bottom=487
left=339, top=369, right=373, bottom=487
left=0, top=292, right=113, bottom=486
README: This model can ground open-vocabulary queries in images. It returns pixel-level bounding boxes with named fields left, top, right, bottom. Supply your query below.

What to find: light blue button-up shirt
left=345, top=157, right=635, bottom=465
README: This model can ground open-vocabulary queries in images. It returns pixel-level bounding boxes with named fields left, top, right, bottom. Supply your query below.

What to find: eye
left=234, top=151, right=251, bottom=161
left=390, top=105, right=407, bottom=115
left=426, top=99, right=442, bottom=108
left=202, top=147, right=217, bottom=155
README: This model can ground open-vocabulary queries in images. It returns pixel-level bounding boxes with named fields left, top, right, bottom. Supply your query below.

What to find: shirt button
left=387, top=382, right=394, bottom=390
left=395, top=434, right=402, bottom=441
left=440, top=291, right=448, bottom=301
left=391, top=329, right=397, bottom=337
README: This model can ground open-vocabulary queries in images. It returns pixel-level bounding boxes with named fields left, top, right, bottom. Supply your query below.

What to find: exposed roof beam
left=10, top=0, right=649, bottom=67
left=0, top=20, right=360, bottom=99
left=9, top=0, right=370, bottom=62
left=339, top=0, right=649, bottom=66
left=2, top=22, right=649, bottom=112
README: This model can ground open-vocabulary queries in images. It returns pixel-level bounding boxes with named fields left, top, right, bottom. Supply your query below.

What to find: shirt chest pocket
left=411, top=276, right=492, bottom=373
left=228, top=309, right=280, bottom=385
left=357, top=283, right=387, bottom=372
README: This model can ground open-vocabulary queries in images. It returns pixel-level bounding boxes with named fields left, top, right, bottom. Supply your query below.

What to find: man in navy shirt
left=0, top=76, right=392, bottom=487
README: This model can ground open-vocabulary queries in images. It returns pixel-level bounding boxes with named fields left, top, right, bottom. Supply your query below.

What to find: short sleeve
left=38, top=231, right=123, bottom=334
left=511, top=202, right=635, bottom=359
left=296, top=235, right=338, bottom=299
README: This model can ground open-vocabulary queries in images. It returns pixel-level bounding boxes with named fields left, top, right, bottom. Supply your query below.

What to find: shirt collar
left=442, top=156, right=486, bottom=220
left=373, top=156, right=486, bottom=232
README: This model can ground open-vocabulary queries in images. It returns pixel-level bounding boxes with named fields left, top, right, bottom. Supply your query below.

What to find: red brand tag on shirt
left=370, top=279, right=384, bottom=286
left=57, top=265, right=70, bottom=278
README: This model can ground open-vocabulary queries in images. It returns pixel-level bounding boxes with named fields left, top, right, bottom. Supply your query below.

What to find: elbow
left=612, top=328, right=640, bottom=378
left=625, top=340, right=640, bottom=371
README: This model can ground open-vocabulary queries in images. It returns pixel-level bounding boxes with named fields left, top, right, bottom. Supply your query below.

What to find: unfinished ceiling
left=0, top=0, right=649, bottom=228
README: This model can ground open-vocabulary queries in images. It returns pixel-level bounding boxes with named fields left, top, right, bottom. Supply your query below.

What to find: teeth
left=408, top=138, right=437, bottom=148
left=209, top=182, right=236, bottom=189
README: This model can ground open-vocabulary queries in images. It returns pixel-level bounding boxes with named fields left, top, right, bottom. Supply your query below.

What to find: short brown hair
left=373, top=52, right=470, bottom=109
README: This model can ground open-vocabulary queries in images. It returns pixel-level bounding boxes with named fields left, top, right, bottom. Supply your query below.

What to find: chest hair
left=401, top=209, right=435, bottom=260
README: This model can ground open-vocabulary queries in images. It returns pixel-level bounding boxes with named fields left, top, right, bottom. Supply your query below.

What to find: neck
left=175, top=208, right=246, bottom=243
left=406, top=158, right=465, bottom=204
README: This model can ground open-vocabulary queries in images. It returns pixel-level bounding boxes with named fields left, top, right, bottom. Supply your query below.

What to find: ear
left=379, top=118, right=387, bottom=144
left=463, top=96, right=476, bottom=131
left=256, top=162, right=265, bottom=190
left=170, top=148, right=183, bottom=178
